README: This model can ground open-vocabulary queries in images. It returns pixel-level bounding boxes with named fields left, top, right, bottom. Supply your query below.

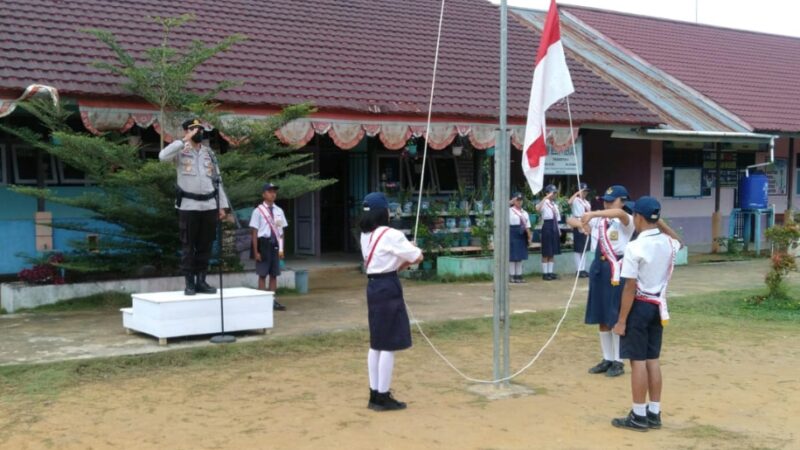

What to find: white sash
left=257, top=203, right=283, bottom=253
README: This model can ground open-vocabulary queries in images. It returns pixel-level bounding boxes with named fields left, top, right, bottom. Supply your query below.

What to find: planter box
left=437, top=251, right=595, bottom=277
left=1, top=271, right=295, bottom=314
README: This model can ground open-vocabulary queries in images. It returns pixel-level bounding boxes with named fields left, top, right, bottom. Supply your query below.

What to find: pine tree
left=0, top=16, right=335, bottom=275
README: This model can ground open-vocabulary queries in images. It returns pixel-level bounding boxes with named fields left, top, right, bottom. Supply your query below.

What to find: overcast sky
left=490, top=0, right=800, bottom=38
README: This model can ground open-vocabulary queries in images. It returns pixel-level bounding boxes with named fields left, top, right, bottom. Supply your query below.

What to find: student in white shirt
left=612, top=196, right=682, bottom=432
left=509, top=192, right=532, bottom=283
left=535, top=184, right=561, bottom=280
left=249, top=182, right=289, bottom=311
left=359, top=192, right=423, bottom=412
left=568, top=182, right=592, bottom=278
left=567, top=185, right=634, bottom=378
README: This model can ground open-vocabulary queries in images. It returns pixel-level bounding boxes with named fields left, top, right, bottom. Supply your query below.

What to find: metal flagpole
left=493, top=0, right=511, bottom=385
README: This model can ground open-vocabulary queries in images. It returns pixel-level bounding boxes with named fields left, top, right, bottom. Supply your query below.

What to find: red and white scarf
left=256, top=203, right=283, bottom=253
left=597, top=218, right=622, bottom=286
left=511, top=207, right=528, bottom=227
left=634, top=236, right=677, bottom=325
left=364, top=226, right=390, bottom=271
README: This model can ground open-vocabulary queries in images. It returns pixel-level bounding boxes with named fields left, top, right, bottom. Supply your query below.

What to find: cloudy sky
left=489, top=0, right=800, bottom=38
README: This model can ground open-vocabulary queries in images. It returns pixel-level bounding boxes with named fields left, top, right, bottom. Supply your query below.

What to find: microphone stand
left=210, top=170, right=235, bottom=344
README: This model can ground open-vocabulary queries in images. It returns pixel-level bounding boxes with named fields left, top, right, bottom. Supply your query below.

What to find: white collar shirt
left=360, top=227, right=422, bottom=274
left=621, top=228, right=681, bottom=295
left=588, top=214, right=635, bottom=255
left=571, top=197, right=591, bottom=218
left=540, top=199, right=560, bottom=221
left=249, top=202, right=288, bottom=239
left=509, top=207, right=531, bottom=228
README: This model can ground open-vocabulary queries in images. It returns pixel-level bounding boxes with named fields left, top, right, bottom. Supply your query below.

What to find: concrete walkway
left=0, top=259, right=772, bottom=366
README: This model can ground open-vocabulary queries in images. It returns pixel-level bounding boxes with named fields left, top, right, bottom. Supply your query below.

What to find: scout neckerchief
left=598, top=218, right=622, bottom=286
left=257, top=202, right=283, bottom=252
left=365, top=226, right=391, bottom=271
left=510, top=206, right=528, bottom=227
left=634, top=232, right=677, bottom=326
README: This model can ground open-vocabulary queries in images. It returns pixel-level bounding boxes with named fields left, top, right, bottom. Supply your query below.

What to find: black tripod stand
left=210, top=175, right=236, bottom=344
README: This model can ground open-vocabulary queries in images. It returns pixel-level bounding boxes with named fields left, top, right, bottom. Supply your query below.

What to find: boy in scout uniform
left=159, top=118, right=229, bottom=296
left=249, top=182, right=289, bottom=311
left=612, top=196, right=682, bottom=432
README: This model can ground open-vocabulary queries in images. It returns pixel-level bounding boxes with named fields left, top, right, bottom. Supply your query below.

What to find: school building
left=1, top=0, right=798, bottom=274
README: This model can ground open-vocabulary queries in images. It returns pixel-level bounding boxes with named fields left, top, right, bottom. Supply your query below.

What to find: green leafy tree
left=1, top=16, right=335, bottom=276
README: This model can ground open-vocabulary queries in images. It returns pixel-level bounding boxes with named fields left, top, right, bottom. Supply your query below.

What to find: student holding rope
left=536, top=184, right=561, bottom=280
left=359, top=192, right=423, bottom=411
left=568, top=185, right=633, bottom=377
left=509, top=192, right=533, bottom=283
left=611, top=196, right=682, bottom=432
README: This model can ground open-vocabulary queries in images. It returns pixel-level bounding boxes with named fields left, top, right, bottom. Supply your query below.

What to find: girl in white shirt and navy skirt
left=509, top=192, right=532, bottom=283
left=536, top=184, right=561, bottom=280
left=359, top=192, right=423, bottom=412
left=568, top=183, right=592, bottom=278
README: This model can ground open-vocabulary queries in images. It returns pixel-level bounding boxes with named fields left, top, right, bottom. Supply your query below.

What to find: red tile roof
left=0, top=0, right=659, bottom=125
left=565, top=6, right=800, bottom=132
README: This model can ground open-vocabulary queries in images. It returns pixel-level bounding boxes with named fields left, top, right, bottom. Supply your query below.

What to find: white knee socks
left=599, top=331, right=613, bottom=361
left=368, top=348, right=396, bottom=393
left=612, top=333, right=622, bottom=362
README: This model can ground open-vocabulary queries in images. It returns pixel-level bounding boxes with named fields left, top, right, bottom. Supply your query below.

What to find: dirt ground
left=1, top=310, right=798, bottom=450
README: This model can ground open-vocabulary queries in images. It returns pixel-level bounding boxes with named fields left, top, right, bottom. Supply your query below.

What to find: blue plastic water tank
left=738, top=173, right=769, bottom=209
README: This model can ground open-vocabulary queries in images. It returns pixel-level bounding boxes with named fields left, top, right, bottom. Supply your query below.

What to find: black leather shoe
left=611, top=410, right=649, bottom=432
left=195, top=272, right=217, bottom=294
left=368, top=389, right=379, bottom=409
left=184, top=274, right=196, bottom=296
left=588, top=359, right=612, bottom=374
left=579, top=271, right=590, bottom=278
left=550, top=273, right=560, bottom=280
left=370, top=391, right=407, bottom=411
left=517, top=275, right=527, bottom=284
left=606, top=361, right=625, bottom=377
left=273, top=300, right=287, bottom=311
left=647, top=410, right=662, bottom=429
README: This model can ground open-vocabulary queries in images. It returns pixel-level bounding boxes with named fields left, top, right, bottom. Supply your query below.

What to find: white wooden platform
left=121, top=287, right=273, bottom=345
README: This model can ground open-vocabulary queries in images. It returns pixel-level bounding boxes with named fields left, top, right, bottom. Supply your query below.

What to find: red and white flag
left=522, top=0, right=574, bottom=194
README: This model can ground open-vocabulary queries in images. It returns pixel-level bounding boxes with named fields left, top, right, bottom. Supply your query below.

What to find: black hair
left=359, top=208, right=389, bottom=233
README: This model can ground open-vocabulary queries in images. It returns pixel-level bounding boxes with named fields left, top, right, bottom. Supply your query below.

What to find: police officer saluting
left=159, top=118, right=229, bottom=296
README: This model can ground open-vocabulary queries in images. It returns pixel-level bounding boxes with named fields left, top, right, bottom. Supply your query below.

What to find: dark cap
left=544, top=184, right=558, bottom=193
left=182, top=118, right=204, bottom=130
left=579, top=182, right=589, bottom=191
left=622, top=201, right=635, bottom=215
left=262, top=182, right=279, bottom=192
left=633, top=196, right=661, bottom=221
left=363, top=192, right=389, bottom=211
left=511, top=192, right=523, bottom=200
left=601, top=185, right=629, bottom=202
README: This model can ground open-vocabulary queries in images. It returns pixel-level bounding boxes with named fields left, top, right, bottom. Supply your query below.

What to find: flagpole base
left=210, top=334, right=236, bottom=344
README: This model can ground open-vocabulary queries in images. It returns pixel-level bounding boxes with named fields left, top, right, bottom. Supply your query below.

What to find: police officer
left=159, top=118, right=229, bottom=296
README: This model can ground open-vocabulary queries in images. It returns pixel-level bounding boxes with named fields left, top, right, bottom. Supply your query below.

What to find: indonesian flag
left=522, top=0, right=574, bottom=194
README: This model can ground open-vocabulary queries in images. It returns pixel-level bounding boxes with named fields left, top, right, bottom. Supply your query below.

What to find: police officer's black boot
left=184, top=274, right=196, bottom=296
left=195, top=272, right=217, bottom=294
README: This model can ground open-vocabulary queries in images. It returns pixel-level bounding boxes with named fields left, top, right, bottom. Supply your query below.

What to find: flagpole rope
left=403, top=0, right=588, bottom=384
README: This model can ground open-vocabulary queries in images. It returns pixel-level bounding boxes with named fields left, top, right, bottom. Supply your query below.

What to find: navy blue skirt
left=572, top=229, right=591, bottom=254
left=585, top=250, right=625, bottom=327
left=509, top=225, right=529, bottom=261
left=541, top=219, right=561, bottom=257
left=366, top=272, right=412, bottom=351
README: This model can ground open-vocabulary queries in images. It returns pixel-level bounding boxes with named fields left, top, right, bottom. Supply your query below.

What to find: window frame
left=11, top=144, right=58, bottom=185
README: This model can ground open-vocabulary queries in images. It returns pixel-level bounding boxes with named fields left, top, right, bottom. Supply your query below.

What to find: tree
left=1, top=16, right=335, bottom=276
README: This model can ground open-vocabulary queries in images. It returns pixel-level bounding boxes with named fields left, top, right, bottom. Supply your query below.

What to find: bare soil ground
left=1, top=302, right=798, bottom=450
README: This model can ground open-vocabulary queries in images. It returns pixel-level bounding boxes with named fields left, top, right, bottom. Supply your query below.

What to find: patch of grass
left=275, top=287, right=299, bottom=296
left=17, top=292, right=131, bottom=314
left=671, top=288, right=800, bottom=323
left=678, top=424, right=745, bottom=441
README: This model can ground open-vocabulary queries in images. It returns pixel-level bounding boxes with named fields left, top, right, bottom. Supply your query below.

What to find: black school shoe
left=273, top=300, right=287, bottom=311
left=611, top=410, right=649, bottom=432
left=588, top=359, right=613, bottom=374
left=647, top=410, right=662, bottom=429
left=606, top=361, right=625, bottom=377
left=370, top=391, right=407, bottom=411
left=367, top=389, right=378, bottom=409
left=579, top=270, right=590, bottom=278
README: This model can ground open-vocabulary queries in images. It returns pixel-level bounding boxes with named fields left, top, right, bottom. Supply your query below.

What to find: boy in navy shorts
left=612, top=197, right=682, bottom=432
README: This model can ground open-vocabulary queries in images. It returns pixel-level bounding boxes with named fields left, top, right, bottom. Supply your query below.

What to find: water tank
left=738, top=173, right=769, bottom=209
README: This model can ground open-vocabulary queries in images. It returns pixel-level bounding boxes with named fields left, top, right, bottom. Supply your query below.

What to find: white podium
left=121, top=287, right=273, bottom=345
